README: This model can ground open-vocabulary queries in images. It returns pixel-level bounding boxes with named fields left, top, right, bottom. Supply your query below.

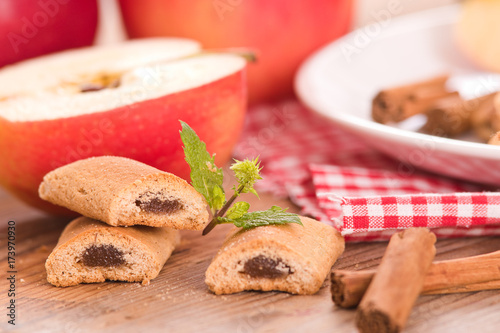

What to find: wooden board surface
left=1, top=184, right=500, bottom=333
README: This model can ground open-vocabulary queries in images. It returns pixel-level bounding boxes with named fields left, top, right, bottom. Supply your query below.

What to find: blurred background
left=95, top=0, right=460, bottom=44
left=3, top=0, right=495, bottom=214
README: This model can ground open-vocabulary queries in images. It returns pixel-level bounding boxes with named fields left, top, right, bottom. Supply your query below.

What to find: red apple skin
left=0, top=0, right=98, bottom=68
left=118, top=0, right=352, bottom=104
left=0, top=70, right=246, bottom=215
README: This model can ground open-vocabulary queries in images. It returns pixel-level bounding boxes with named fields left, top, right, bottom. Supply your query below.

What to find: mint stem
left=202, top=184, right=245, bottom=236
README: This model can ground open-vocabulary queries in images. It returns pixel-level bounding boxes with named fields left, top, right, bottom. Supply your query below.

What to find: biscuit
left=205, top=216, right=345, bottom=295
left=39, top=156, right=209, bottom=230
left=46, top=216, right=179, bottom=287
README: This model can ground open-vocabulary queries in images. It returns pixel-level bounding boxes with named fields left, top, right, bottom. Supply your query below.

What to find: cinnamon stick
left=355, top=228, right=436, bottom=333
left=332, top=249, right=500, bottom=308
left=331, top=270, right=374, bottom=308
left=372, top=75, right=456, bottom=124
left=470, top=92, right=499, bottom=141
left=421, top=92, right=497, bottom=138
left=420, top=95, right=470, bottom=137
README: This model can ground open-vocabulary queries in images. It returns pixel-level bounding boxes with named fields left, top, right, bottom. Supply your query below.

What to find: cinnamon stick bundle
left=355, top=228, right=436, bottom=333
left=332, top=248, right=500, bottom=309
left=372, top=75, right=500, bottom=142
left=372, top=75, right=456, bottom=124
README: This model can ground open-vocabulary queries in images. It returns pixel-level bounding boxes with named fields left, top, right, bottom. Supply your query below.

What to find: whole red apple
left=0, top=0, right=98, bottom=68
left=0, top=38, right=247, bottom=214
left=118, top=0, right=352, bottom=104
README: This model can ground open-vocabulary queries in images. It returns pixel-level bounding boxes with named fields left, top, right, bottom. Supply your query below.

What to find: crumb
left=20, top=279, right=25, bottom=283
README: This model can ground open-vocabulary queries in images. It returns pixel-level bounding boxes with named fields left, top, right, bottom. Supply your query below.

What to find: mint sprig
left=179, top=121, right=302, bottom=235
left=217, top=206, right=302, bottom=229
left=230, top=158, right=262, bottom=197
left=180, top=121, right=225, bottom=214
left=226, top=202, right=250, bottom=219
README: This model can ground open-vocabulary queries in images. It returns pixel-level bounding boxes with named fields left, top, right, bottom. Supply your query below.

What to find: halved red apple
left=0, top=38, right=247, bottom=214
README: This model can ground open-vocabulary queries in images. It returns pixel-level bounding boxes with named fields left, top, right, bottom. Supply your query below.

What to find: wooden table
left=1, top=183, right=500, bottom=333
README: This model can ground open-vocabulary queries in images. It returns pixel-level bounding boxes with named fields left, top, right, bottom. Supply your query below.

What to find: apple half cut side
left=0, top=38, right=202, bottom=97
left=0, top=38, right=247, bottom=214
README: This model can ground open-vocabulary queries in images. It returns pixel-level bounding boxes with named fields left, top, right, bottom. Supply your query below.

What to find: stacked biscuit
left=39, top=156, right=209, bottom=287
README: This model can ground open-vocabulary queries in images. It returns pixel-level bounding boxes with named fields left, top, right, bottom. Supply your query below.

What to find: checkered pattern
left=341, top=192, right=500, bottom=234
left=233, top=100, right=395, bottom=197
left=235, top=100, right=500, bottom=241
left=311, top=163, right=482, bottom=222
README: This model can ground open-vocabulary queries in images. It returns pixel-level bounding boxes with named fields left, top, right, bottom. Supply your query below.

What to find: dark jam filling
left=242, top=255, right=292, bottom=279
left=81, top=245, right=125, bottom=267
left=135, top=196, right=183, bottom=214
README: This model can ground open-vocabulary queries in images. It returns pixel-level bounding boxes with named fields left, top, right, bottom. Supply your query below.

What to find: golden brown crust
left=38, top=156, right=209, bottom=230
left=45, top=216, right=180, bottom=287
left=205, top=216, right=345, bottom=295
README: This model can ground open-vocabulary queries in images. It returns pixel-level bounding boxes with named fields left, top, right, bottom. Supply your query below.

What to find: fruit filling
left=135, top=194, right=183, bottom=214
left=242, top=255, right=293, bottom=279
left=81, top=244, right=125, bottom=267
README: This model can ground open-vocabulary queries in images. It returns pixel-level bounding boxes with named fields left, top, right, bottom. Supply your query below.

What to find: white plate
left=295, top=4, right=500, bottom=186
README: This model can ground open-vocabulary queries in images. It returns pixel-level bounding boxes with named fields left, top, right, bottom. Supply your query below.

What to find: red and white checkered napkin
left=338, top=192, right=500, bottom=241
left=234, top=100, right=500, bottom=241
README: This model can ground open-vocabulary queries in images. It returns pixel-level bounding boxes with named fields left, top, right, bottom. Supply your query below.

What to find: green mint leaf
left=226, top=201, right=250, bottom=220
left=248, top=188, right=259, bottom=199
left=180, top=121, right=225, bottom=212
left=218, top=206, right=302, bottom=230
left=212, top=185, right=225, bottom=211
left=230, top=157, right=262, bottom=197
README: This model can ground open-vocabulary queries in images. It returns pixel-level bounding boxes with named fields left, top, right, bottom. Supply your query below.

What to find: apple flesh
left=118, top=0, right=353, bottom=104
left=0, top=38, right=247, bottom=214
left=455, top=0, right=500, bottom=72
left=0, top=0, right=98, bottom=68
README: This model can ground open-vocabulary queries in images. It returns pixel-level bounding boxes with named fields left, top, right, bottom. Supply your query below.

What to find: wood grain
left=1, top=184, right=500, bottom=333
